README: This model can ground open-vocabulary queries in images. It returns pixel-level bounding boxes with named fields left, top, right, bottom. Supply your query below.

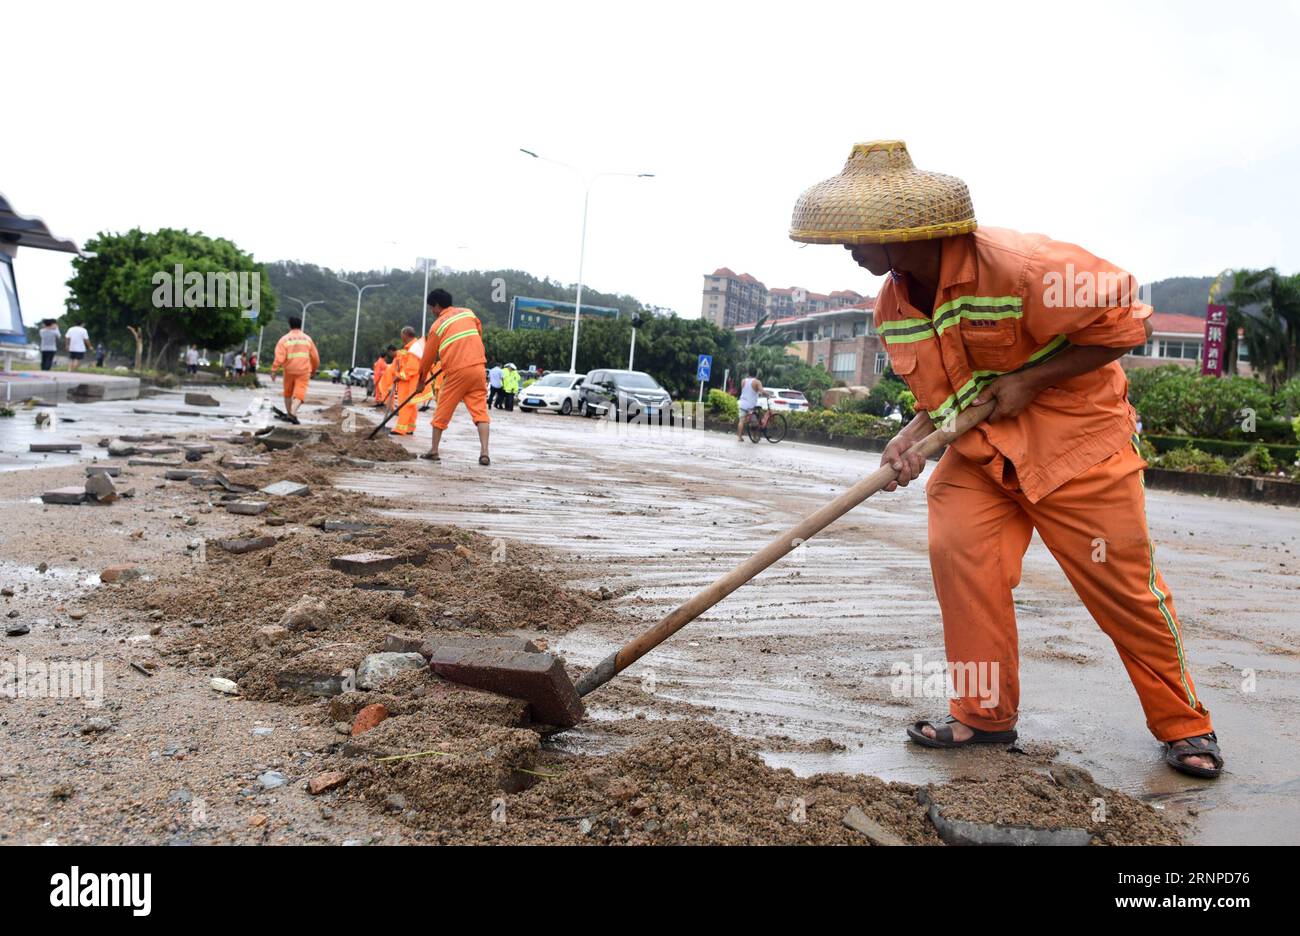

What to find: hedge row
left=1144, top=434, right=1299, bottom=465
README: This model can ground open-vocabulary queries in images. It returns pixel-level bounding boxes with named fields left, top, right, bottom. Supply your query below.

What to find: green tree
left=66, top=228, right=275, bottom=371
left=1226, top=268, right=1300, bottom=388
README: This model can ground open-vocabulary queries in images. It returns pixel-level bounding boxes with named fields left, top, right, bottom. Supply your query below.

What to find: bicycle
left=744, top=404, right=787, bottom=444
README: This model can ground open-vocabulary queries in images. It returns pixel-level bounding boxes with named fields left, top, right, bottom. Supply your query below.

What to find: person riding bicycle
left=736, top=368, right=765, bottom=441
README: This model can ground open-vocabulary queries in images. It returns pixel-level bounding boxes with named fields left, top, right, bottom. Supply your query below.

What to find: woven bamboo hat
left=789, top=141, right=976, bottom=245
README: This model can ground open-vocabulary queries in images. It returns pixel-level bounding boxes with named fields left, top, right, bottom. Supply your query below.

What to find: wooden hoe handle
left=572, top=401, right=995, bottom=697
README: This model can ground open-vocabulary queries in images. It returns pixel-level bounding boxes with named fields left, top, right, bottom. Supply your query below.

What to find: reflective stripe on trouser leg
left=1023, top=445, right=1210, bottom=741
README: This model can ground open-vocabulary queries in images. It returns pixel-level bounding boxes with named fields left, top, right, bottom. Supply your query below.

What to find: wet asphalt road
left=4, top=380, right=1298, bottom=844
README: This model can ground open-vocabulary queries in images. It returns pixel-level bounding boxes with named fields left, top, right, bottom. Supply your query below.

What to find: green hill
left=1148, top=276, right=1215, bottom=317
left=259, top=262, right=645, bottom=370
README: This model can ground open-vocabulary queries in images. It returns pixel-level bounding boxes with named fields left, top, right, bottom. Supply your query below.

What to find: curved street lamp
left=338, top=279, right=388, bottom=371
left=519, top=148, right=654, bottom=374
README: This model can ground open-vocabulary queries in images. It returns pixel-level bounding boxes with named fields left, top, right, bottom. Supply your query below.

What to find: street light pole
left=628, top=312, right=643, bottom=370
left=338, top=278, right=388, bottom=371
left=418, top=257, right=437, bottom=335
left=286, top=296, right=326, bottom=332
left=519, top=148, right=653, bottom=375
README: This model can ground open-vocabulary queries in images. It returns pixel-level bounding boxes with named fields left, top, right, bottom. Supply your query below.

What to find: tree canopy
left=65, top=228, right=275, bottom=370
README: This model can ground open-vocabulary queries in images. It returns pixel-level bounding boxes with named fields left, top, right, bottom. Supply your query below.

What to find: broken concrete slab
left=182, top=444, right=215, bottom=455
left=275, top=643, right=365, bottom=697
left=220, top=458, right=269, bottom=470
left=260, top=480, right=310, bottom=497
left=138, top=446, right=181, bottom=456
left=428, top=647, right=584, bottom=728
left=185, top=392, right=220, bottom=407
left=41, top=487, right=88, bottom=505
left=29, top=442, right=82, bottom=453
left=127, top=459, right=183, bottom=468
left=842, top=806, right=907, bottom=846
left=84, top=473, right=118, bottom=504
left=356, top=651, right=427, bottom=689
left=920, top=795, right=1093, bottom=846
left=99, top=564, right=140, bottom=584
left=394, top=633, right=542, bottom=660
left=225, top=500, right=269, bottom=516
left=215, top=535, right=277, bottom=554
left=85, top=465, right=121, bottom=477
left=107, top=440, right=139, bottom=457
left=330, top=552, right=400, bottom=575
left=120, top=434, right=172, bottom=443
left=211, top=470, right=255, bottom=494
left=254, top=426, right=323, bottom=450
left=323, top=520, right=374, bottom=533
left=165, top=469, right=211, bottom=481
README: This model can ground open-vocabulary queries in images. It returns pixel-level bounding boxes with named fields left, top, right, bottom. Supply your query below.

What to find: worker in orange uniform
left=270, top=315, right=320, bottom=424
left=790, top=142, right=1221, bottom=779
left=417, top=288, right=490, bottom=465
left=375, top=327, right=431, bottom=436
left=371, top=346, right=394, bottom=404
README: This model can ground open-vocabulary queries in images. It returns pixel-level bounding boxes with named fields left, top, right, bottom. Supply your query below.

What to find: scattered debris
left=185, top=393, right=221, bottom=407
left=307, top=771, right=348, bottom=795
left=330, top=552, right=401, bottom=575
left=41, top=487, right=88, bottom=505
left=843, top=805, right=907, bottom=845
left=30, top=442, right=81, bottom=453
left=215, top=536, right=277, bottom=555
left=210, top=677, right=241, bottom=695
left=261, top=480, right=310, bottom=497
left=356, top=652, right=427, bottom=689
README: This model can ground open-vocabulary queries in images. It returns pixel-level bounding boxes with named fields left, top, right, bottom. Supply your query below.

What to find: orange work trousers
left=431, top=363, right=489, bottom=430
left=283, top=371, right=309, bottom=402
left=926, top=440, right=1212, bottom=742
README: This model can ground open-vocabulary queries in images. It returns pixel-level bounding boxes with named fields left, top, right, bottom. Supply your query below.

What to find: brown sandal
left=906, top=716, right=1018, bottom=749
left=478, top=455, right=491, bottom=466
left=419, top=452, right=440, bottom=462
left=1164, top=732, right=1223, bottom=779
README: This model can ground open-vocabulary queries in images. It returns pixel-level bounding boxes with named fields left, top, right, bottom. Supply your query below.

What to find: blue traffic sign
left=696, top=354, right=713, bottom=383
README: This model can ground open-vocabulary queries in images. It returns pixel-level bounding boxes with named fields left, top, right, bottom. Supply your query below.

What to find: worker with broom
left=789, top=141, right=1221, bottom=779
left=270, top=315, right=320, bottom=424
left=371, top=346, right=394, bottom=404
left=417, top=288, right=491, bottom=465
left=376, top=328, right=431, bottom=436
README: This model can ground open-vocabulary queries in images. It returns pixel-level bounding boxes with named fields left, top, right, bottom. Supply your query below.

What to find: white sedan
left=758, top=388, right=810, bottom=412
left=518, top=372, right=585, bottom=415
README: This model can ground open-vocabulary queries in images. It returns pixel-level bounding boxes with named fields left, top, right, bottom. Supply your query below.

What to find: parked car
left=519, top=372, right=584, bottom=415
left=578, top=369, right=675, bottom=424
left=758, top=388, right=810, bottom=412
left=348, top=367, right=373, bottom=387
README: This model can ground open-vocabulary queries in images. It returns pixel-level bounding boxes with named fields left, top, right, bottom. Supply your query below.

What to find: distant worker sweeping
left=790, top=141, right=1221, bottom=778
left=270, top=315, right=320, bottom=424
left=376, top=327, right=431, bottom=435
left=418, top=288, right=491, bottom=465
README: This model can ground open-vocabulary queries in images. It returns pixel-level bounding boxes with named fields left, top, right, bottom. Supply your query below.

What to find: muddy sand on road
left=0, top=387, right=1185, bottom=845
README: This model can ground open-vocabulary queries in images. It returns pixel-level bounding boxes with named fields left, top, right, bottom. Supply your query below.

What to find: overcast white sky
left=7, top=0, right=1299, bottom=326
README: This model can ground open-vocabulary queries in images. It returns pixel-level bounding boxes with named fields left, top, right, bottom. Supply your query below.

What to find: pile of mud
left=97, top=517, right=600, bottom=702
left=81, top=435, right=1183, bottom=847
left=924, top=766, right=1180, bottom=846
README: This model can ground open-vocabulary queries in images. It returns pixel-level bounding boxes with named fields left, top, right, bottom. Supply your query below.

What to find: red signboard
left=1201, top=304, right=1228, bottom=376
